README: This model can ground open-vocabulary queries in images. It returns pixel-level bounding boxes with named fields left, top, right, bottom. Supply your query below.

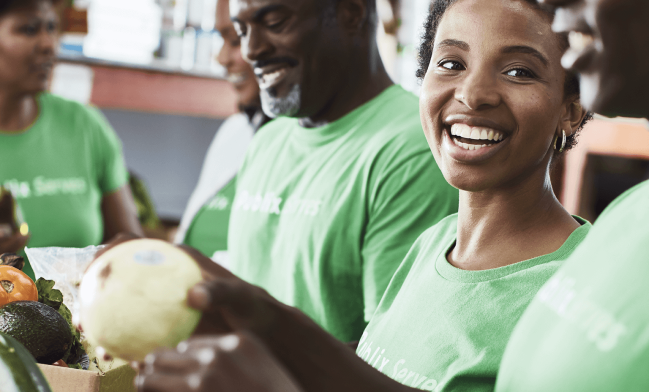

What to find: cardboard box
left=38, top=363, right=137, bottom=392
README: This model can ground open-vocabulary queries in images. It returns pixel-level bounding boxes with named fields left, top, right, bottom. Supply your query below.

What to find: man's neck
left=298, top=46, right=393, bottom=129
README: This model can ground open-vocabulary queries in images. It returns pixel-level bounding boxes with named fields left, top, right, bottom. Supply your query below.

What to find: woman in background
left=0, top=0, right=142, bottom=279
left=174, top=0, right=269, bottom=264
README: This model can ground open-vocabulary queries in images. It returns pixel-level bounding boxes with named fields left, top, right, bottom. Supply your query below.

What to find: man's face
left=541, top=0, right=649, bottom=118
left=230, top=0, right=346, bottom=119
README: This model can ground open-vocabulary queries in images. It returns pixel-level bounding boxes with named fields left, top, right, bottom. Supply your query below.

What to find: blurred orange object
left=62, top=7, right=87, bottom=33
left=51, top=359, right=68, bottom=368
left=0, top=266, right=38, bottom=307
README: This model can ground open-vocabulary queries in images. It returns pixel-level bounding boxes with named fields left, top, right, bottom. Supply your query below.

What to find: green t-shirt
left=183, top=176, right=236, bottom=259
left=357, top=214, right=591, bottom=392
left=229, top=85, right=459, bottom=342
left=495, top=180, right=649, bottom=392
left=0, top=93, right=128, bottom=278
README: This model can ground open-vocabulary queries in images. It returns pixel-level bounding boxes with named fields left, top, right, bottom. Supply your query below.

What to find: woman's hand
left=135, top=332, right=304, bottom=392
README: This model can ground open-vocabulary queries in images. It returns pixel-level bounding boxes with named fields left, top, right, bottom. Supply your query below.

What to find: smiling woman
left=356, top=0, right=594, bottom=388
left=0, top=0, right=143, bottom=279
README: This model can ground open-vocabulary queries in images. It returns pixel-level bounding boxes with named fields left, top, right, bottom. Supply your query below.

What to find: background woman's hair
left=0, top=0, right=61, bottom=16
left=417, top=0, right=592, bottom=152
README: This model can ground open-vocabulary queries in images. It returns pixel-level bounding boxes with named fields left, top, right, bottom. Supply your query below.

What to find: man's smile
left=255, top=65, right=291, bottom=90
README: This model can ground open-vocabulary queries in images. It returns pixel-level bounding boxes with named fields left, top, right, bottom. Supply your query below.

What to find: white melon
left=79, top=239, right=203, bottom=361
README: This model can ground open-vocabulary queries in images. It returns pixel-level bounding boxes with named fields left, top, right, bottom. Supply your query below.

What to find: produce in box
left=0, top=264, right=38, bottom=306
left=0, top=301, right=73, bottom=364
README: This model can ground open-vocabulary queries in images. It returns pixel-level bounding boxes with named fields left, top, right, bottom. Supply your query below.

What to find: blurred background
left=50, top=0, right=649, bottom=236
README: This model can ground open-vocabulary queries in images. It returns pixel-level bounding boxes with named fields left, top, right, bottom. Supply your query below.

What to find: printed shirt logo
left=206, top=195, right=230, bottom=211
left=357, top=332, right=438, bottom=391
left=537, top=271, right=627, bottom=352
left=234, top=190, right=322, bottom=217
left=3, top=177, right=87, bottom=199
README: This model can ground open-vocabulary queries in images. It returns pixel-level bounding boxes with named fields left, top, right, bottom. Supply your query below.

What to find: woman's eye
left=505, top=68, right=535, bottom=78
left=439, top=60, right=465, bottom=71
left=19, top=25, right=38, bottom=35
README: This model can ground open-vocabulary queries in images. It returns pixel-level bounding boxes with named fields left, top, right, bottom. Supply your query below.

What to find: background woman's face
left=216, top=0, right=260, bottom=109
left=0, top=1, right=58, bottom=95
left=420, top=0, right=569, bottom=193
left=546, top=0, right=649, bottom=118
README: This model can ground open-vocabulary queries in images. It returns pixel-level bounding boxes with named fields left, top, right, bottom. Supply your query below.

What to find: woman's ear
left=560, top=98, right=588, bottom=136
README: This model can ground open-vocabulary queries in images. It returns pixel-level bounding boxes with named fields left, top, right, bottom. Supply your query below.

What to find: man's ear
left=337, top=0, right=369, bottom=32
left=560, top=98, right=588, bottom=137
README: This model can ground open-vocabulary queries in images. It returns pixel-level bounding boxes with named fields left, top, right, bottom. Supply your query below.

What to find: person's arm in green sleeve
left=362, top=151, right=458, bottom=321
left=101, top=186, right=143, bottom=242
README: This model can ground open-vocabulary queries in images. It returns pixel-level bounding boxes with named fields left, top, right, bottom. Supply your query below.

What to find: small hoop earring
left=554, top=129, right=567, bottom=152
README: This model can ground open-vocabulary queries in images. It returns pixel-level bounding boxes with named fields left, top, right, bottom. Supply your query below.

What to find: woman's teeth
left=450, top=123, right=504, bottom=142
left=452, top=138, right=490, bottom=150
left=568, top=31, right=595, bottom=52
left=227, top=73, right=247, bottom=84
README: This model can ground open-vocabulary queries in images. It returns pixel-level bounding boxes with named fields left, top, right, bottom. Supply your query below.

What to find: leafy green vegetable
left=35, top=278, right=86, bottom=368
left=35, top=279, right=62, bottom=310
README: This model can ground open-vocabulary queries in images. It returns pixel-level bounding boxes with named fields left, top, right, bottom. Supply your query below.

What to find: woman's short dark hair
left=0, top=0, right=61, bottom=16
left=417, top=0, right=592, bottom=152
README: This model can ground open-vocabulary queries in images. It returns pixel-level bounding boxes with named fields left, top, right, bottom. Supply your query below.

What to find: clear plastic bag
left=25, top=245, right=104, bottom=323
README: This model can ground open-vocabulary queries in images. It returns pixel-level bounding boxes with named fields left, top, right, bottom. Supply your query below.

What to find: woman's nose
left=37, top=29, right=57, bottom=55
left=454, top=69, right=502, bottom=110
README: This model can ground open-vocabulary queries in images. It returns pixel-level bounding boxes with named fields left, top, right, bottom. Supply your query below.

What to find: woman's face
left=0, top=1, right=58, bottom=95
left=421, top=0, right=573, bottom=193
left=216, top=0, right=259, bottom=109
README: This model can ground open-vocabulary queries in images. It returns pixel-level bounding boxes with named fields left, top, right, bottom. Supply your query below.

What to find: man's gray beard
left=260, top=84, right=301, bottom=118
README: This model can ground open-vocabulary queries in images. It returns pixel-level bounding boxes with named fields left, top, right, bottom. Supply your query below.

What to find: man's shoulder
left=597, top=179, right=649, bottom=223
left=359, top=86, right=426, bottom=149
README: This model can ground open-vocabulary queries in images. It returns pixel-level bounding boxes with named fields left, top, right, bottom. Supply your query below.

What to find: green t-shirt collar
left=288, top=84, right=402, bottom=146
left=436, top=216, right=591, bottom=283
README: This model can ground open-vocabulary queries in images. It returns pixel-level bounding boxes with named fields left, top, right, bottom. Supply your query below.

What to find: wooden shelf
left=561, top=118, right=649, bottom=214
left=58, top=55, right=239, bottom=119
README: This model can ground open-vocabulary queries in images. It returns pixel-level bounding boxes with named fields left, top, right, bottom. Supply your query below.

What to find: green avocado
left=0, top=332, right=52, bottom=392
left=0, top=301, right=73, bottom=364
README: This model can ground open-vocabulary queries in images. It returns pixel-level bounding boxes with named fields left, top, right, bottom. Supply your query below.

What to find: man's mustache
left=253, top=57, right=299, bottom=69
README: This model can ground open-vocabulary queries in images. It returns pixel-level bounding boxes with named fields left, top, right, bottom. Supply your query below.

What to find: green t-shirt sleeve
left=86, top=106, right=129, bottom=194
left=362, top=151, right=458, bottom=321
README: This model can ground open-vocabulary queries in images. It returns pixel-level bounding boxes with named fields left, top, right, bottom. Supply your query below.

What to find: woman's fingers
left=136, top=372, right=198, bottom=392
left=136, top=333, right=303, bottom=392
left=142, top=344, right=200, bottom=373
left=188, top=278, right=280, bottom=337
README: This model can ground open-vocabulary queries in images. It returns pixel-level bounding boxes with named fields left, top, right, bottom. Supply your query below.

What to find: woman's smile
left=442, top=125, right=510, bottom=163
